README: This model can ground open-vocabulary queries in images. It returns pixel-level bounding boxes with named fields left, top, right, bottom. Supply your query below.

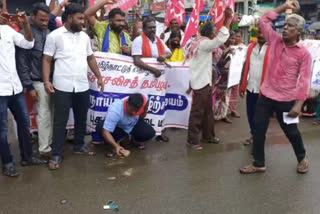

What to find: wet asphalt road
left=1, top=100, right=320, bottom=214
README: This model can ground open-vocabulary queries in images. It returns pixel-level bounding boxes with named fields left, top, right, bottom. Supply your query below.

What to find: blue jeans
left=0, top=92, right=32, bottom=164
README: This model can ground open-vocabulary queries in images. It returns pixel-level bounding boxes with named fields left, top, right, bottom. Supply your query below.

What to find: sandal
left=312, top=120, right=320, bottom=125
left=131, top=142, right=146, bottom=150
left=201, top=137, right=220, bottom=144
left=48, top=156, right=62, bottom=170
left=239, top=164, right=266, bottom=174
left=186, top=142, right=203, bottom=150
left=73, top=145, right=96, bottom=156
left=155, top=134, right=170, bottom=142
left=243, top=137, right=253, bottom=145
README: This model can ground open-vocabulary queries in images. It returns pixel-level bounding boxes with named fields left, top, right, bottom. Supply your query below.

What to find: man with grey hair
left=240, top=1, right=311, bottom=174
left=184, top=8, right=232, bottom=150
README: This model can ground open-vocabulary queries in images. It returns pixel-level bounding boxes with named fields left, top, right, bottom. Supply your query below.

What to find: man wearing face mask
left=42, top=3, right=104, bottom=170
left=85, top=0, right=131, bottom=55
left=166, top=30, right=184, bottom=62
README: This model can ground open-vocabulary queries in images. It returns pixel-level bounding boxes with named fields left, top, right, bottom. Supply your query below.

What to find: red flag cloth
left=164, top=0, right=185, bottom=27
left=108, top=0, right=138, bottom=12
left=210, top=0, right=234, bottom=30
left=180, top=0, right=203, bottom=47
left=89, top=0, right=95, bottom=6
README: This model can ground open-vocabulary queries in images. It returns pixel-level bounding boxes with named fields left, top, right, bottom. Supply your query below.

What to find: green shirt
left=93, top=20, right=131, bottom=53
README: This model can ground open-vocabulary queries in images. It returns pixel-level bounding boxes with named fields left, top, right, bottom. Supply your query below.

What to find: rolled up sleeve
left=296, top=52, right=312, bottom=100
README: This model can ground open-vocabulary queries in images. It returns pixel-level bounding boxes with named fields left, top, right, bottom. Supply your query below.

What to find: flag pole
left=205, top=0, right=215, bottom=22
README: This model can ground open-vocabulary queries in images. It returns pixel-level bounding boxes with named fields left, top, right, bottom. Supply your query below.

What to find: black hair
left=200, top=21, right=215, bottom=37
left=109, top=8, right=125, bottom=19
left=32, top=2, right=50, bottom=15
left=169, top=30, right=182, bottom=40
left=64, top=3, right=85, bottom=18
left=61, top=11, right=67, bottom=24
left=170, top=19, right=178, bottom=25
left=143, top=16, right=156, bottom=29
left=128, top=93, right=144, bottom=109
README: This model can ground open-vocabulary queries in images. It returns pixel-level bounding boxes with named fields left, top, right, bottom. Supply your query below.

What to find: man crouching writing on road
left=96, top=93, right=155, bottom=157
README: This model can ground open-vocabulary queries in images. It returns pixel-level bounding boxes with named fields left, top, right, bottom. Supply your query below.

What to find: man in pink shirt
left=240, top=0, right=311, bottom=174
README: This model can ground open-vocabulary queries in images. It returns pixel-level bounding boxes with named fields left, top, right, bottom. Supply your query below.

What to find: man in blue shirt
left=96, top=93, right=155, bottom=156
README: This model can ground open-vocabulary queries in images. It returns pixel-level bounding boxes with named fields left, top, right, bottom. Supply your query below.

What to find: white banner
left=301, top=40, right=320, bottom=90
left=228, top=47, right=247, bottom=88
left=87, top=52, right=192, bottom=134
left=311, top=58, right=320, bottom=91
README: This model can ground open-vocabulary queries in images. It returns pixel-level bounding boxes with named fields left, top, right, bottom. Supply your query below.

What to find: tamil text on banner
left=87, top=52, right=192, bottom=134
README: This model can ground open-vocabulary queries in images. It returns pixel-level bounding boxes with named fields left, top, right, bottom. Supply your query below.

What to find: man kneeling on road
left=96, top=93, right=155, bottom=156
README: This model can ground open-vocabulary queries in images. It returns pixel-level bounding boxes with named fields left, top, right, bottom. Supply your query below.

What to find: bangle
left=44, top=82, right=51, bottom=85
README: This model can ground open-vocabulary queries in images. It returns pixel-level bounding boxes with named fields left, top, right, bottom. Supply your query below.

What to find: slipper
left=201, top=137, right=220, bottom=144
left=239, top=164, right=266, bottom=174
left=312, top=120, right=320, bottom=125
left=155, top=135, right=170, bottom=142
left=48, top=156, right=62, bottom=170
left=73, top=145, right=96, bottom=156
left=186, top=142, right=203, bottom=150
left=243, top=137, right=253, bottom=145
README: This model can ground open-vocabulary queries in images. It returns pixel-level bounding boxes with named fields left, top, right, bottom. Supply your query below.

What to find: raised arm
left=259, top=1, right=300, bottom=44
left=50, top=0, right=70, bottom=17
left=84, top=0, right=115, bottom=26
left=199, top=8, right=232, bottom=52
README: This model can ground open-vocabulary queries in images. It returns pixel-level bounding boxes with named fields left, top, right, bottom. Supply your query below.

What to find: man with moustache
left=239, top=29, right=269, bottom=145
left=240, top=0, right=311, bottom=174
left=85, top=0, right=131, bottom=55
left=16, top=2, right=70, bottom=159
left=132, top=16, right=172, bottom=143
left=42, top=3, right=104, bottom=170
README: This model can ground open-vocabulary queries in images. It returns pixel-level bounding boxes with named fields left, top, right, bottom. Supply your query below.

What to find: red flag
left=108, top=0, right=138, bottom=12
left=210, top=0, right=234, bottom=30
left=181, top=0, right=203, bottom=47
left=164, top=0, right=185, bottom=27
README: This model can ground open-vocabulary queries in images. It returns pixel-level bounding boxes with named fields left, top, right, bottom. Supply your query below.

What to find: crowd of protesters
left=0, top=0, right=314, bottom=177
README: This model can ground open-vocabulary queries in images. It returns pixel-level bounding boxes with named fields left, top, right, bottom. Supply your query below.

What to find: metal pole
left=243, top=0, right=249, bottom=44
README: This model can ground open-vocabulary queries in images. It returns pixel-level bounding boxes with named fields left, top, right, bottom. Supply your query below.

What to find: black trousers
left=51, top=89, right=89, bottom=156
left=96, top=118, right=155, bottom=144
left=252, top=95, right=306, bottom=167
left=246, top=90, right=259, bottom=135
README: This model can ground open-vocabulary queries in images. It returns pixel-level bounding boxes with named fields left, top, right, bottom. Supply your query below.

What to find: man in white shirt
left=0, top=11, right=48, bottom=177
left=42, top=3, right=104, bottom=170
left=185, top=8, right=232, bottom=150
left=132, top=16, right=172, bottom=142
left=239, top=30, right=268, bottom=145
